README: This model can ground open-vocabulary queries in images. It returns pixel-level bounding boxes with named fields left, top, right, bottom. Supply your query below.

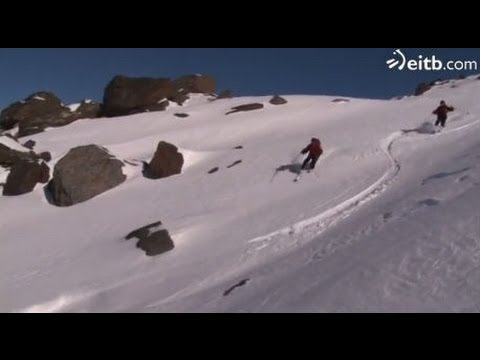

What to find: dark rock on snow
left=47, top=145, right=126, bottom=206
left=125, top=221, right=174, bottom=256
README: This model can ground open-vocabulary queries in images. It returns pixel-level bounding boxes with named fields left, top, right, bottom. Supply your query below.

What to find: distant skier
left=300, top=138, right=323, bottom=170
left=433, top=100, right=455, bottom=128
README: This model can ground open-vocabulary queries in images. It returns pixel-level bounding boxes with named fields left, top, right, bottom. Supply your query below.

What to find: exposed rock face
left=0, top=92, right=102, bottom=137
left=102, top=74, right=216, bottom=117
left=102, top=76, right=174, bottom=117
left=0, top=92, right=69, bottom=136
left=168, top=94, right=189, bottom=106
left=173, top=74, right=216, bottom=94
left=70, top=100, right=102, bottom=120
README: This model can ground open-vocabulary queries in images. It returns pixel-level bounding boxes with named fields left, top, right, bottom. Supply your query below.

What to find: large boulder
left=0, top=143, right=36, bottom=168
left=0, top=91, right=74, bottom=137
left=69, top=100, right=102, bottom=120
left=173, top=74, right=216, bottom=94
left=102, top=74, right=216, bottom=117
left=0, top=137, right=51, bottom=173
left=3, top=160, right=49, bottom=196
left=47, top=145, right=126, bottom=206
left=125, top=221, right=174, bottom=256
left=102, top=75, right=176, bottom=117
left=0, top=92, right=62, bottom=130
left=144, top=100, right=170, bottom=112
left=145, top=141, right=184, bottom=179
left=168, top=93, right=189, bottom=106
left=0, top=92, right=101, bottom=137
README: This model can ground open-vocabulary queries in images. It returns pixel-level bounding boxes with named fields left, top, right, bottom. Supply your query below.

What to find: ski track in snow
left=240, top=114, right=480, bottom=268
left=238, top=133, right=401, bottom=265
left=4, top=77, right=480, bottom=313
left=147, top=114, right=480, bottom=310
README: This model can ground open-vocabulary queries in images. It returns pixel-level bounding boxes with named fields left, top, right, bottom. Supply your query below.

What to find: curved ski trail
left=146, top=115, right=479, bottom=310
left=243, top=114, right=479, bottom=261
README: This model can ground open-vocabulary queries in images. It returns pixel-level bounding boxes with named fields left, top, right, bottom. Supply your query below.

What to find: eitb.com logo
left=386, top=49, right=477, bottom=71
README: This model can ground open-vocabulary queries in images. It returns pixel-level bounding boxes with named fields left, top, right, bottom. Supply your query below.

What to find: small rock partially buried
left=174, top=113, right=189, bottom=118
left=223, top=278, right=250, bottom=296
left=38, top=151, right=52, bottom=162
left=225, top=103, right=263, bottom=115
left=23, top=140, right=36, bottom=149
left=125, top=221, right=174, bottom=256
left=269, top=95, right=287, bottom=105
left=227, top=160, right=242, bottom=168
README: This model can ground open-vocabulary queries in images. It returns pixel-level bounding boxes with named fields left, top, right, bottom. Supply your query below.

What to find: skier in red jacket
left=301, top=138, right=323, bottom=170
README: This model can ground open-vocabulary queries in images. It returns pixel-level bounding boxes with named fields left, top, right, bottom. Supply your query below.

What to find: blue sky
left=0, top=48, right=478, bottom=108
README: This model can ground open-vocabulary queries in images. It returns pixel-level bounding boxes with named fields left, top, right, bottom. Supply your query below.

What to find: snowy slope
left=1, top=76, right=480, bottom=313
left=0, top=135, right=29, bottom=152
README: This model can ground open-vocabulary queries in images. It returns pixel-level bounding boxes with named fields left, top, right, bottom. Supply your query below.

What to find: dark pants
left=435, top=116, right=447, bottom=127
left=302, top=154, right=319, bottom=170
